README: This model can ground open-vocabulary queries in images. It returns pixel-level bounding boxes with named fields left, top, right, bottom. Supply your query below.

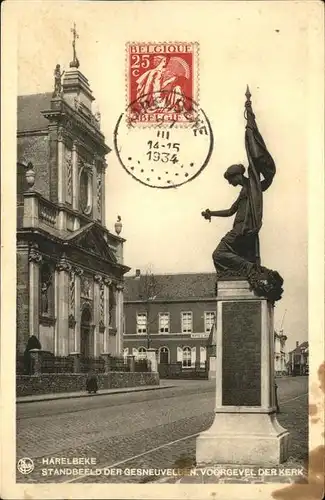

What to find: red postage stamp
left=126, top=42, right=199, bottom=126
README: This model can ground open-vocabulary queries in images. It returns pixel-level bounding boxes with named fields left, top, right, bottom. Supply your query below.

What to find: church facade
left=17, top=57, right=129, bottom=367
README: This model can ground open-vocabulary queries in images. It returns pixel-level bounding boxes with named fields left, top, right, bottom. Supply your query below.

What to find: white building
left=274, top=330, right=288, bottom=375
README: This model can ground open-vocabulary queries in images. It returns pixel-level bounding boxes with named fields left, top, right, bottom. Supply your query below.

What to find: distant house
left=123, top=271, right=217, bottom=369
left=288, top=341, right=309, bottom=375
left=274, top=330, right=288, bottom=375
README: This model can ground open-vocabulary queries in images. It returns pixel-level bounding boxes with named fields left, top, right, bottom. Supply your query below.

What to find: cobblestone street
left=16, top=377, right=308, bottom=484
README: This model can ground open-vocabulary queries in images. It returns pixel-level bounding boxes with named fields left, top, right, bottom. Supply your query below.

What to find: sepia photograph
left=1, top=1, right=324, bottom=499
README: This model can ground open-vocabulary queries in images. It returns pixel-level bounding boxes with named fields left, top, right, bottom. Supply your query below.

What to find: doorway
left=159, top=346, right=169, bottom=364
left=80, top=306, right=93, bottom=358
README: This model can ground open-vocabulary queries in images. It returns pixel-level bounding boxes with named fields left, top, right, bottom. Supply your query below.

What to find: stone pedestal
left=208, top=356, right=216, bottom=380
left=101, top=352, right=112, bottom=373
left=69, top=352, right=81, bottom=373
left=127, top=355, right=135, bottom=372
left=29, top=349, right=42, bottom=375
left=196, top=280, right=290, bottom=466
left=146, top=348, right=158, bottom=372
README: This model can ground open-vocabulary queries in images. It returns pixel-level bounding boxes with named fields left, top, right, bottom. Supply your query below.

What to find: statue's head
left=153, top=55, right=167, bottom=69
left=224, top=164, right=245, bottom=186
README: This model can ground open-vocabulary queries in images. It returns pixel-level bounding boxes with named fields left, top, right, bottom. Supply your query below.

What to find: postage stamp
left=126, top=42, right=199, bottom=126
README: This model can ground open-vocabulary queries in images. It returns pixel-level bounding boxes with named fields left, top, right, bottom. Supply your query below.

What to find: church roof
left=17, top=93, right=52, bottom=133
left=124, top=272, right=216, bottom=302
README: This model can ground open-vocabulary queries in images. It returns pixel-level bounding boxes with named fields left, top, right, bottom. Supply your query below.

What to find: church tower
left=17, top=26, right=129, bottom=370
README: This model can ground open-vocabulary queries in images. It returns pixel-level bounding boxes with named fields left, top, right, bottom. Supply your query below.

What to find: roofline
left=125, top=271, right=216, bottom=277
left=17, top=129, right=48, bottom=136
left=124, top=297, right=217, bottom=304
left=18, top=92, right=53, bottom=98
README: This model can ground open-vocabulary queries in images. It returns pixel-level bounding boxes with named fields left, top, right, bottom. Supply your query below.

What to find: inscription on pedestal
left=222, top=301, right=261, bottom=406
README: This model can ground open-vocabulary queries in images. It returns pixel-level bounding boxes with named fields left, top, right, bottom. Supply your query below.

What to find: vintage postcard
left=1, top=1, right=324, bottom=500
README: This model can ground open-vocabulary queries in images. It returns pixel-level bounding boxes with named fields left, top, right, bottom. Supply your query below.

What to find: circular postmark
left=17, top=457, right=35, bottom=475
left=114, top=92, right=214, bottom=189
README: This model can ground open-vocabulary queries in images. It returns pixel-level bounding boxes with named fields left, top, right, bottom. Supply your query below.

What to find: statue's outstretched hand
left=201, top=209, right=211, bottom=221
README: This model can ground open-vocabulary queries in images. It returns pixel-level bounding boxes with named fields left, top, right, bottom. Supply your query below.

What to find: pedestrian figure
left=274, top=381, right=280, bottom=413
left=86, top=370, right=98, bottom=394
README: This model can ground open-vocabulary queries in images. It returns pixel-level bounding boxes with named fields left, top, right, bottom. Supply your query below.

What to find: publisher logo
left=17, top=457, right=34, bottom=475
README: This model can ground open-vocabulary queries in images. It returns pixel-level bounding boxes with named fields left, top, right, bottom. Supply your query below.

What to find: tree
left=136, top=268, right=161, bottom=349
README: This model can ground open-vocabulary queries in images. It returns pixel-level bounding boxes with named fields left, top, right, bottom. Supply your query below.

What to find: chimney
left=296, top=341, right=299, bottom=348
left=135, top=269, right=141, bottom=278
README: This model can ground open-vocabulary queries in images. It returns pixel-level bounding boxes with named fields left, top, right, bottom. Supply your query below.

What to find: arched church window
left=79, top=167, right=93, bottom=215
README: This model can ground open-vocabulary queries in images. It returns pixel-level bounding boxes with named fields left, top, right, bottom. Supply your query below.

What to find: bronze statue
left=202, top=87, right=283, bottom=302
left=53, top=64, right=64, bottom=97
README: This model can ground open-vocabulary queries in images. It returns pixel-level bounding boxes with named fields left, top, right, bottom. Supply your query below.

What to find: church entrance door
left=80, top=306, right=93, bottom=358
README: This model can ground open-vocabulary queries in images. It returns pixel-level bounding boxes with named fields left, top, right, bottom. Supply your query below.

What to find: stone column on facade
left=57, top=128, right=67, bottom=231
left=72, top=141, right=78, bottom=211
left=55, top=255, right=71, bottom=356
left=92, top=159, right=98, bottom=221
left=17, top=242, right=30, bottom=354
left=196, top=280, right=290, bottom=466
left=74, top=266, right=83, bottom=354
left=102, top=277, right=112, bottom=354
left=93, top=274, right=102, bottom=357
left=28, top=244, right=42, bottom=339
left=115, top=283, right=124, bottom=356
left=57, top=128, right=65, bottom=204
left=101, top=166, right=106, bottom=225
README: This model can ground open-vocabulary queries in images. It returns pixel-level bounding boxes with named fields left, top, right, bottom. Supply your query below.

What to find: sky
left=14, top=1, right=321, bottom=350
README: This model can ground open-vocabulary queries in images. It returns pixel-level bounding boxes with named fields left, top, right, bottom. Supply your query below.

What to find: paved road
left=16, top=376, right=308, bottom=484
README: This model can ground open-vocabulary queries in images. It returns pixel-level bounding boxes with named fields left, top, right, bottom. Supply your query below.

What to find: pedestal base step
left=196, top=412, right=290, bottom=466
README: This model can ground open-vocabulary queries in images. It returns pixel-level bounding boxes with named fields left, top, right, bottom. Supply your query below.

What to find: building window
left=204, top=311, right=215, bottom=333
left=159, top=346, right=169, bottom=364
left=79, top=167, right=93, bottom=216
left=181, top=312, right=193, bottom=333
left=137, top=347, right=147, bottom=360
left=182, top=346, right=192, bottom=367
left=159, top=312, right=170, bottom=333
left=136, top=313, right=147, bottom=334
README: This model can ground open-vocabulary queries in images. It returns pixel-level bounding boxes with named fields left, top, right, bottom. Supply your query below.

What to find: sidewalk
left=16, top=381, right=175, bottom=404
left=16, top=378, right=213, bottom=404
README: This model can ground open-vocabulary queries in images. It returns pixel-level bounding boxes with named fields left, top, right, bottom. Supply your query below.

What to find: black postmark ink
left=114, top=91, right=214, bottom=189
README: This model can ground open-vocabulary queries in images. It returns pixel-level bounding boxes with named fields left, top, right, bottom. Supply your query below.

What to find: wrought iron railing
left=110, top=356, right=130, bottom=372
left=79, top=356, right=105, bottom=374
left=134, top=359, right=151, bottom=372
left=158, top=362, right=208, bottom=379
left=41, top=354, right=74, bottom=373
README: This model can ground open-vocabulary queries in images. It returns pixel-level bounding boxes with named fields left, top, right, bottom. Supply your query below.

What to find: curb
left=16, top=384, right=175, bottom=404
